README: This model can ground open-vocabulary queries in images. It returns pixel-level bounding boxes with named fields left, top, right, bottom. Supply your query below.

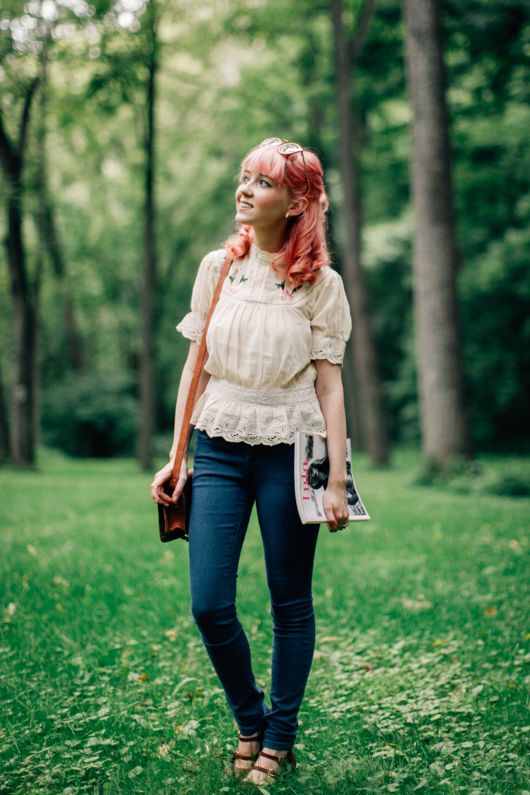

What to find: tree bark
left=34, top=33, right=82, bottom=372
left=404, top=0, right=472, bottom=469
left=331, top=0, right=390, bottom=466
left=36, top=92, right=84, bottom=374
left=138, top=1, right=158, bottom=470
left=0, top=358, right=10, bottom=463
left=33, top=49, right=48, bottom=454
left=41, top=193, right=84, bottom=371
left=0, top=78, right=39, bottom=466
left=6, top=185, right=37, bottom=465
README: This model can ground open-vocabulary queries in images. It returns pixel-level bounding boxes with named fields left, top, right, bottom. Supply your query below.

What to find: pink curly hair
left=224, top=141, right=331, bottom=286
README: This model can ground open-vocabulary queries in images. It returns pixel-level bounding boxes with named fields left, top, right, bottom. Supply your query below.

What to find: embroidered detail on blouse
left=226, top=265, right=250, bottom=294
left=274, top=279, right=304, bottom=301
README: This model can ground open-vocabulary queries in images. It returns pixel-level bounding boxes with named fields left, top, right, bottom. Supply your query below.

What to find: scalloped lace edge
left=194, top=421, right=327, bottom=446
left=176, top=312, right=204, bottom=342
left=310, top=339, right=345, bottom=364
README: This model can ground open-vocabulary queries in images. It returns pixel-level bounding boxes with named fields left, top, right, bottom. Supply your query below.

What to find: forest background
left=1, top=3, right=530, bottom=794
left=0, top=0, right=529, bottom=473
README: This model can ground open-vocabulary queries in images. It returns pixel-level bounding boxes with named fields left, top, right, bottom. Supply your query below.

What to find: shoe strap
left=252, top=764, right=277, bottom=778
left=238, top=732, right=261, bottom=741
left=258, top=750, right=284, bottom=762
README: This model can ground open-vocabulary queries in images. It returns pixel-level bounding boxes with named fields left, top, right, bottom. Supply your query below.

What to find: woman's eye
left=238, top=175, right=271, bottom=187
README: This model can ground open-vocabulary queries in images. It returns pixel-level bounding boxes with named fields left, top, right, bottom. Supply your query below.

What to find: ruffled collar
left=250, top=243, right=277, bottom=265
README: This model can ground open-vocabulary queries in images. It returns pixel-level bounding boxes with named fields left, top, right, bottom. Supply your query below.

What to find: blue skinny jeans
left=188, top=429, right=320, bottom=751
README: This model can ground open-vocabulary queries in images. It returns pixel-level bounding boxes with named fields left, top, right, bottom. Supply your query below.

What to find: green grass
left=1, top=446, right=529, bottom=794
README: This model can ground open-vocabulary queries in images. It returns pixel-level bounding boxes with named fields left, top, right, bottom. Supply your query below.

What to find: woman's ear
left=286, top=196, right=309, bottom=217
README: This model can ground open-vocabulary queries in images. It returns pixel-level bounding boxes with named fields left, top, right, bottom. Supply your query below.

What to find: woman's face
left=235, top=168, right=291, bottom=230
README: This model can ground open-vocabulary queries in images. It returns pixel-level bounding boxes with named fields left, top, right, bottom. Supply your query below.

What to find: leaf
left=3, top=603, right=16, bottom=623
left=401, top=597, right=433, bottom=611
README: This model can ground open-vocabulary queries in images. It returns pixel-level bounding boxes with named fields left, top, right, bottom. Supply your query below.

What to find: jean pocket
left=196, top=429, right=228, bottom=451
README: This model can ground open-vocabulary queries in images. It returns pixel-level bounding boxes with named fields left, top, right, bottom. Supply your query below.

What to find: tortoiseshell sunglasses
left=258, top=137, right=310, bottom=193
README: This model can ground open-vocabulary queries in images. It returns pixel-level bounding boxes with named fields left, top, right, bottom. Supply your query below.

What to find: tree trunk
left=33, top=50, right=48, bottom=454
left=0, top=79, right=39, bottom=466
left=37, top=168, right=84, bottom=371
left=42, top=199, right=84, bottom=372
left=7, top=187, right=38, bottom=466
left=331, top=0, right=390, bottom=466
left=404, top=0, right=472, bottom=470
left=138, top=2, right=158, bottom=470
left=0, top=358, right=10, bottom=463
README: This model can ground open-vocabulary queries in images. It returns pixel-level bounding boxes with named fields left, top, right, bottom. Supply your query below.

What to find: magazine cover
left=294, top=431, right=371, bottom=526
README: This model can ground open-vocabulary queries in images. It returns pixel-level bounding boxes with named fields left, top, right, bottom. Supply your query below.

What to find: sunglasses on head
left=258, top=137, right=310, bottom=193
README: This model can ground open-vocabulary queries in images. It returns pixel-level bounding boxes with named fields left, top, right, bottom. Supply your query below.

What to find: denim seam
left=222, top=474, right=254, bottom=612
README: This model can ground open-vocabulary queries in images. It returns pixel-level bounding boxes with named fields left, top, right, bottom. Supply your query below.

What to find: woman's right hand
left=150, top=457, right=189, bottom=506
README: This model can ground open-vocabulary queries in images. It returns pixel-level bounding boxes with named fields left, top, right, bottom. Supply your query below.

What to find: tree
left=0, top=357, right=10, bottom=462
left=0, top=75, right=40, bottom=465
left=331, top=0, right=390, bottom=466
left=138, top=0, right=158, bottom=470
left=35, top=45, right=84, bottom=374
left=404, top=0, right=472, bottom=470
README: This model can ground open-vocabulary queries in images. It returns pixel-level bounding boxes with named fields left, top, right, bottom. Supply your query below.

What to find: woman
left=150, top=138, right=352, bottom=786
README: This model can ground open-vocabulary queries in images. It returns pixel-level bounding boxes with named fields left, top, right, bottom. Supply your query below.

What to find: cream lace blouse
left=176, top=244, right=352, bottom=445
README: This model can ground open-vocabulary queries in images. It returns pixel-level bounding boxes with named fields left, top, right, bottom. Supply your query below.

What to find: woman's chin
left=235, top=212, right=254, bottom=226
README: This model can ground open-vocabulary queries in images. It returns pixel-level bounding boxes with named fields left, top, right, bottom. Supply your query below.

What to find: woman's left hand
left=322, top=480, right=350, bottom=533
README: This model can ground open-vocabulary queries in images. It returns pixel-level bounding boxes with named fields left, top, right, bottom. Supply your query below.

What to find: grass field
left=1, top=446, right=529, bottom=794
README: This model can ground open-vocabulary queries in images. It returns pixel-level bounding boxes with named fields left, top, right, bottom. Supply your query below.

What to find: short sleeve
left=176, top=249, right=226, bottom=342
left=309, top=268, right=352, bottom=365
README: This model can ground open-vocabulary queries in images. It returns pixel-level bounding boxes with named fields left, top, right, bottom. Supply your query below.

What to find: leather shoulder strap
left=170, top=252, right=233, bottom=484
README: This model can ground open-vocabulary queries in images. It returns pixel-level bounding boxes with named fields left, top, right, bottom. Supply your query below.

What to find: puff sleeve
left=175, top=249, right=225, bottom=341
left=309, top=268, right=352, bottom=365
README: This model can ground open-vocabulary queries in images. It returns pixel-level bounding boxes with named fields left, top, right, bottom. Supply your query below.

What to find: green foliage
left=412, top=454, right=530, bottom=497
left=0, top=0, right=529, bottom=457
left=459, top=209, right=530, bottom=451
left=41, top=371, right=138, bottom=457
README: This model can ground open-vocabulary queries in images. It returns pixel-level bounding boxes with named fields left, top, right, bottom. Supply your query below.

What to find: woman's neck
left=252, top=225, right=287, bottom=254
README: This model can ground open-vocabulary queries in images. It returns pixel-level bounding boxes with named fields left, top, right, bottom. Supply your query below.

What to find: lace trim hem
left=193, top=420, right=328, bottom=447
left=310, top=338, right=346, bottom=365
left=175, top=311, right=205, bottom=342
left=191, top=389, right=327, bottom=446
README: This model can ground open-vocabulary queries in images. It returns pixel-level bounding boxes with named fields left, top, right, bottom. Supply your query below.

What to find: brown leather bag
left=158, top=252, right=233, bottom=542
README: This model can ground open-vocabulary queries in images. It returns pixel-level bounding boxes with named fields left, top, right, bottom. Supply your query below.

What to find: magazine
left=294, top=431, right=371, bottom=526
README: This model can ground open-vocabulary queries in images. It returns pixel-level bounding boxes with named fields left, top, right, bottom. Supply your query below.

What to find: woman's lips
left=238, top=201, right=253, bottom=209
